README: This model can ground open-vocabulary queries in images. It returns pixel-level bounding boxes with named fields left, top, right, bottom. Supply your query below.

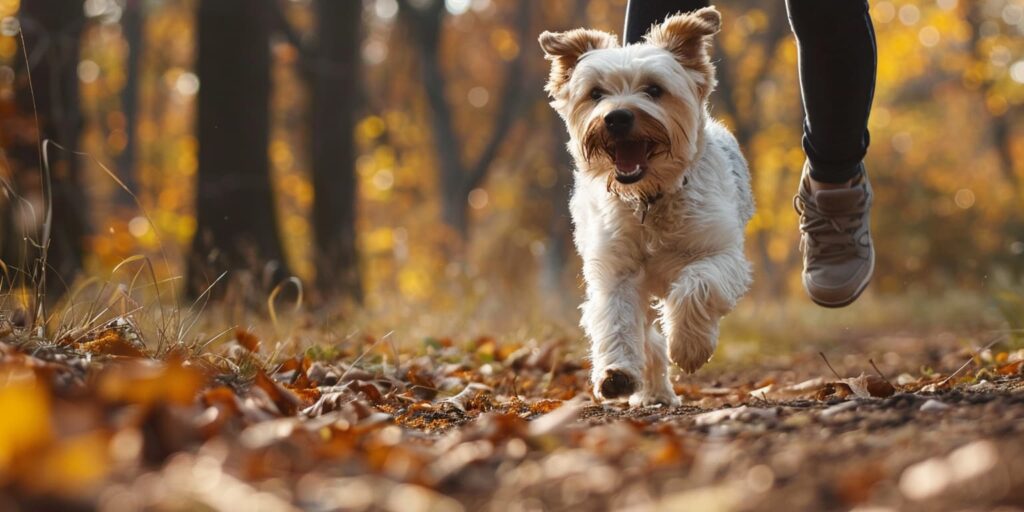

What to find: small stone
left=919, top=399, right=950, bottom=412
left=782, top=412, right=813, bottom=428
left=821, top=400, right=859, bottom=417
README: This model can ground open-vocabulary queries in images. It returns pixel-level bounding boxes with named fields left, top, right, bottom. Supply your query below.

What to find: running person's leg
left=624, top=0, right=708, bottom=45
left=789, top=0, right=877, bottom=307
left=788, top=0, right=876, bottom=184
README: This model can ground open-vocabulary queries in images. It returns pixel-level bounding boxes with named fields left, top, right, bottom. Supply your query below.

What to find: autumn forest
left=1, top=1, right=1023, bottom=510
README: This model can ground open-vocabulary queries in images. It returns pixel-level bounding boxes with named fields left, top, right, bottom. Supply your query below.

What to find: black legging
left=625, top=0, right=876, bottom=184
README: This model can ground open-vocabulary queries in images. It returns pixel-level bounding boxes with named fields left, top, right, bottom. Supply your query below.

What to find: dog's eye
left=589, top=88, right=604, bottom=101
left=644, top=84, right=664, bottom=99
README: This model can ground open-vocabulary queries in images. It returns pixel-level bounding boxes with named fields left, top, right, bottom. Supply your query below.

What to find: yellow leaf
left=28, top=431, right=111, bottom=495
left=0, top=370, right=53, bottom=476
left=98, top=362, right=206, bottom=407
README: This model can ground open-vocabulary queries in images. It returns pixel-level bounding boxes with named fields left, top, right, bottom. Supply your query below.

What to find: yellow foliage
left=0, top=370, right=53, bottom=478
left=27, top=431, right=112, bottom=495
left=0, top=0, right=18, bottom=19
left=98, top=362, right=205, bottom=407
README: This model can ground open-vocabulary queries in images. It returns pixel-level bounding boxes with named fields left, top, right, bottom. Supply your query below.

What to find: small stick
left=937, top=357, right=975, bottom=388
left=819, top=352, right=842, bottom=380
left=936, top=335, right=1004, bottom=387
left=869, top=359, right=893, bottom=386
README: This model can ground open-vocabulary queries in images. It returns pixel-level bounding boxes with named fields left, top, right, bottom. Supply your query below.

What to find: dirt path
left=2, top=328, right=1023, bottom=511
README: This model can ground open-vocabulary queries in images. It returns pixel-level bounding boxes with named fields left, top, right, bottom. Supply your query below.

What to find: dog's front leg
left=581, top=262, right=646, bottom=401
left=661, top=249, right=751, bottom=373
left=629, top=322, right=681, bottom=407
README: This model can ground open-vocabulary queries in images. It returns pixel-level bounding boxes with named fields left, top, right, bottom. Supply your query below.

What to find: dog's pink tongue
left=614, top=140, right=648, bottom=174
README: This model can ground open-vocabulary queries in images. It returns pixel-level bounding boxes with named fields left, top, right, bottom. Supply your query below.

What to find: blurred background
left=0, top=0, right=1022, bottom=341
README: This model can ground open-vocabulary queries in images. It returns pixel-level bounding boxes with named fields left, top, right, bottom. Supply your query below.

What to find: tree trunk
left=991, top=113, right=1020, bottom=193
left=115, top=0, right=143, bottom=206
left=1, top=0, right=88, bottom=302
left=540, top=114, right=575, bottom=306
left=398, top=0, right=530, bottom=243
left=401, top=1, right=470, bottom=240
left=310, top=0, right=362, bottom=301
left=188, top=0, right=290, bottom=297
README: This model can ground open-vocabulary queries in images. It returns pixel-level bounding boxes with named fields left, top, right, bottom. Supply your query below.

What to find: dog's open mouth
left=612, top=140, right=650, bottom=184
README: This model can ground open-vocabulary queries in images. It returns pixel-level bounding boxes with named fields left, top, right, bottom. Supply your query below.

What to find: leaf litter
left=1, top=320, right=1023, bottom=511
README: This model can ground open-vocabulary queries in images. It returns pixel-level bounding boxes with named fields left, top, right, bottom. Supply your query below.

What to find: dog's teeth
left=634, top=164, right=641, bottom=174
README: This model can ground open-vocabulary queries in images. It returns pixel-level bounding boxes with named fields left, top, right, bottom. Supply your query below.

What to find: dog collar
left=636, top=174, right=690, bottom=224
left=639, top=191, right=664, bottom=224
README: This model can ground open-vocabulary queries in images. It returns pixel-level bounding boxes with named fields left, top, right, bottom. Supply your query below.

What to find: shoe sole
left=805, top=250, right=875, bottom=309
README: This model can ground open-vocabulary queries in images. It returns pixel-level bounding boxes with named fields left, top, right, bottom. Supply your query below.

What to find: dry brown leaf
left=444, top=383, right=492, bottom=412
left=347, top=380, right=384, bottom=403
left=253, top=371, right=302, bottom=416
left=996, top=360, right=1024, bottom=376
left=235, top=327, right=261, bottom=352
left=842, top=374, right=896, bottom=398
left=77, top=329, right=146, bottom=358
left=98, top=361, right=206, bottom=406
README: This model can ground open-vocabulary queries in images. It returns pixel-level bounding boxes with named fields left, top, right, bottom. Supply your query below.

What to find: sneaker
left=793, top=162, right=875, bottom=308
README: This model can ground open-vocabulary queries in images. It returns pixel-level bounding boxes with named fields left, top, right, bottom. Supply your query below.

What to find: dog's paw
left=594, top=368, right=638, bottom=400
left=629, top=390, right=682, bottom=408
left=669, top=336, right=714, bottom=374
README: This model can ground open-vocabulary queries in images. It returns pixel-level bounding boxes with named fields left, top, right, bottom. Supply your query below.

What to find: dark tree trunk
left=309, top=0, right=362, bottom=302
left=540, top=121, right=575, bottom=310
left=188, top=0, right=290, bottom=297
left=398, top=0, right=531, bottom=243
left=540, top=0, right=587, bottom=307
left=1, top=0, right=88, bottom=302
left=115, top=0, right=143, bottom=205
left=400, top=1, right=469, bottom=238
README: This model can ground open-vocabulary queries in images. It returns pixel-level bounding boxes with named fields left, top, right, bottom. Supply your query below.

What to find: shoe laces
left=793, top=187, right=867, bottom=258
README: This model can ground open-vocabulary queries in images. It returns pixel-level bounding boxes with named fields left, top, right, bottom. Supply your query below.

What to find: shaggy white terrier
left=540, top=7, right=754, bottom=406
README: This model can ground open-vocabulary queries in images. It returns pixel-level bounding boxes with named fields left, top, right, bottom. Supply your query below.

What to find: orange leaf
left=253, top=372, right=302, bottom=416
left=98, top=361, right=206, bottom=407
left=78, top=329, right=146, bottom=358
left=235, top=327, right=261, bottom=352
left=996, top=360, right=1023, bottom=376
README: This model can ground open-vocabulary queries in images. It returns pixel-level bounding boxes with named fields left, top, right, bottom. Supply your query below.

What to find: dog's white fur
left=541, top=7, right=754, bottom=406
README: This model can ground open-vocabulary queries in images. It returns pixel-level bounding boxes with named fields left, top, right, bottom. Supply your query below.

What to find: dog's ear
left=539, top=29, right=618, bottom=98
left=644, top=7, right=721, bottom=96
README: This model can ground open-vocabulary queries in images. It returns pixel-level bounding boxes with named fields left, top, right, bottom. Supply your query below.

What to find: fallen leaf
left=527, top=398, right=577, bottom=437
left=253, top=371, right=302, bottom=416
left=996, top=360, right=1023, bottom=376
left=77, top=329, right=146, bottom=358
left=98, top=361, right=206, bottom=407
left=0, top=370, right=53, bottom=470
left=235, top=327, right=261, bottom=352
left=347, top=380, right=384, bottom=403
left=840, top=374, right=895, bottom=399
left=444, top=383, right=492, bottom=412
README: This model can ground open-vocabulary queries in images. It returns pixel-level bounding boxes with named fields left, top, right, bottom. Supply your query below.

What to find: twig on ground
left=819, top=352, right=842, bottom=380
left=339, top=330, right=393, bottom=383
left=869, top=359, right=893, bottom=386
left=937, top=335, right=1005, bottom=387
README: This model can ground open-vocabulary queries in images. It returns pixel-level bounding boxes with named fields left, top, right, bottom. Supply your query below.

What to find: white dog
left=540, top=7, right=753, bottom=406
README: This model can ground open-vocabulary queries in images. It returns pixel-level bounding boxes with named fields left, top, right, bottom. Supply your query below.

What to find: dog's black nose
left=604, top=109, right=634, bottom=137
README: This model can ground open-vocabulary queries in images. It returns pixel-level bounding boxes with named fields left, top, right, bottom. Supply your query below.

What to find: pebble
left=694, top=406, right=777, bottom=426
left=820, top=401, right=859, bottom=417
left=920, top=399, right=950, bottom=412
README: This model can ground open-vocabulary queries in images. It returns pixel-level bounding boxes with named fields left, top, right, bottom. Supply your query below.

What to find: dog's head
left=540, top=7, right=721, bottom=201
